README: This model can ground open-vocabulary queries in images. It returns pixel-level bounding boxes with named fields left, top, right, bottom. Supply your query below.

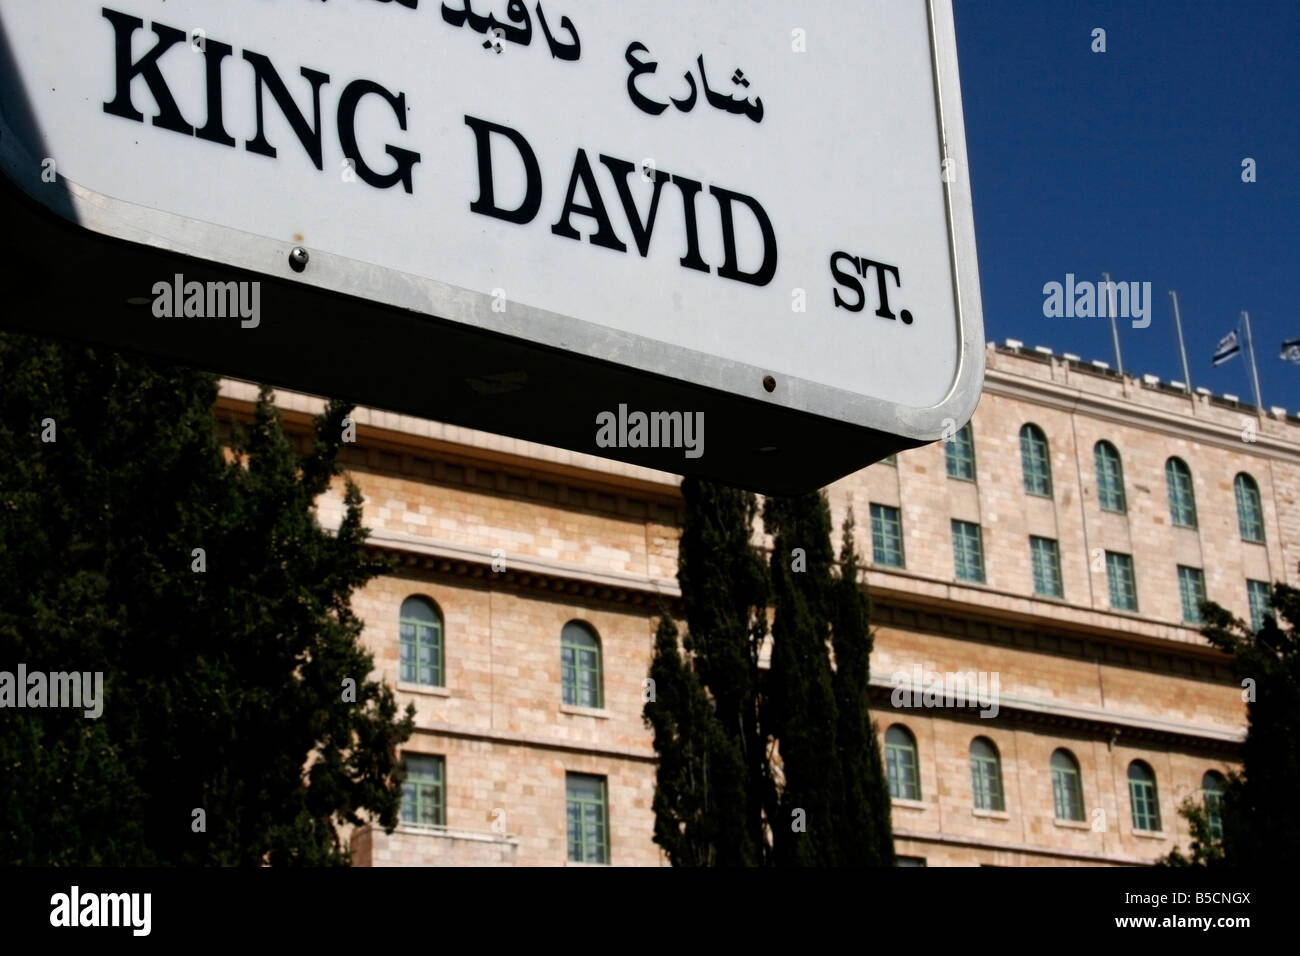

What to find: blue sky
left=953, top=0, right=1300, bottom=409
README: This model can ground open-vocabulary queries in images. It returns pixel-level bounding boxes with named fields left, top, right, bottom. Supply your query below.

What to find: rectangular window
left=945, top=424, right=976, bottom=481
left=886, top=744, right=919, bottom=801
left=1206, top=790, right=1224, bottom=841
left=895, top=856, right=927, bottom=867
left=562, top=637, right=602, bottom=708
left=400, top=754, right=445, bottom=827
left=1030, top=536, right=1063, bottom=598
left=1247, top=579, right=1271, bottom=632
left=1052, top=767, right=1083, bottom=822
left=1130, top=780, right=1161, bottom=832
left=951, top=520, right=985, bottom=583
left=971, top=757, right=1005, bottom=812
left=1105, top=551, right=1138, bottom=611
left=400, top=617, right=442, bottom=687
left=1178, top=566, right=1206, bottom=624
left=870, top=503, right=905, bottom=568
left=566, top=773, right=609, bottom=864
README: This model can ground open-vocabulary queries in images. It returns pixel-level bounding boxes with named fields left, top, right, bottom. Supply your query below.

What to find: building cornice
left=867, top=681, right=1243, bottom=754
left=892, top=827, right=1166, bottom=867
left=984, top=365, right=1300, bottom=462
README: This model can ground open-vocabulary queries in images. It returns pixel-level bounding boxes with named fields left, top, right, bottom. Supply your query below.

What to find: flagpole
left=1241, top=310, right=1264, bottom=410
left=1102, top=272, right=1123, bottom=375
left=1168, top=290, right=1192, bottom=392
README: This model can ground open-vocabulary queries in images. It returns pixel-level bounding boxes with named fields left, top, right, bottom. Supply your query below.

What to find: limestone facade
left=218, top=343, right=1298, bottom=866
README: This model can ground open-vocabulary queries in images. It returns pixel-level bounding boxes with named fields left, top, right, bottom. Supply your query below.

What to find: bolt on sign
left=0, top=0, right=984, bottom=494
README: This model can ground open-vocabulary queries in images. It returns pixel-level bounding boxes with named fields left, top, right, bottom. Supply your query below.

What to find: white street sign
left=0, top=0, right=984, bottom=491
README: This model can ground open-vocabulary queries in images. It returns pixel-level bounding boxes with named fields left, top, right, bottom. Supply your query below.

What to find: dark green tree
left=829, top=509, right=895, bottom=865
left=1163, top=581, right=1300, bottom=866
left=643, top=612, right=747, bottom=866
left=0, top=331, right=414, bottom=865
left=762, top=491, right=841, bottom=866
left=644, top=477, right=770, bottom=865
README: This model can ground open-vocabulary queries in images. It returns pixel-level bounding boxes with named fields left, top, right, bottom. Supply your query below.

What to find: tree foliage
left=0, top=332, right=414, bottom=865
left=645, top=477, right=893, bottom=866
left=1163, top=581, right=1300, bottom=867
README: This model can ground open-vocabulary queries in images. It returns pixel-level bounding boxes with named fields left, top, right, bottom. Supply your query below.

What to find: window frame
left=870, top=502, right=905, bottom=568
left=400, top=753, right=446, bottom=828
left=561, top=620, right=604, bottom=709
left=399, top=595, right=445, bottom=688
left=1019, top=424, right=1053, bottom=497
left=1030, top=535, right=1063, bottom=598
left=1202, top=771, right=1226, bottom=842
left=1177, top=565, right=1206, bottom=624
left=1247, top=579, right=1271, bottom=633
left=565, top=772, right=609, bottom=864
left=1165, top=457, right=1198, bottom=528
left=1094, top=441, right=1127, bottom=513
left=951, top=519, right=986, bottom=584
left=969, top=737, right=1005, bottom=812
left=1127, top=761, right=1161, bottom=832
left=885, top=725, right=921, bottom=801
left=945, top=423, right=976, bottom=481
left=1105, top=550, right=1138, bottom=612
left=1051, top=749, right=1085, bottom=822
left=1235, top=473, right=1265, bottom=543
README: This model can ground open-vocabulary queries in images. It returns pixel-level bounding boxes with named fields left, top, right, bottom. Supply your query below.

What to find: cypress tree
left=762, top=490, right=841, bottom=866
left=830, top=509, right=895, bottom=865
left=0, top=331, right=414, bottom=865
left=643, top=612, right=748, bottom=866
left=646, top=477, right=770, bottom=865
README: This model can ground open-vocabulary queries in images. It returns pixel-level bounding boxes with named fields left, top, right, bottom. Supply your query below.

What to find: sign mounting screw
left=289, top=246, right=310, bottom=272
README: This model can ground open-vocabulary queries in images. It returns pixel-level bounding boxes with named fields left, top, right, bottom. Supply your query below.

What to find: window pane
left=952, top=520, right=985, bottom=583
left=1106, top=552, right=1137, bottom=611
left=1235, top=475, right=1264, bottom=542
left=400, top=598, right=443, bottom=688
left=1020, top=426, right=1052, bottom=496
left=400, top=755, right=445, bottom=826
left=870, top=503, right=905, bottom=568
left=946, top=424, right=976, bottom=480
left=1178, top=566, right=1205, bottom=623
left=885, top=729, right=920, bottom=801
left=1247, top=579, right=1271, bottom=632
left=1031, top=536, right=1063, bottom=598
left=1095, top=442, right=1127, bottom=512
left=1166, top=459, right=1197, bottom=528
left=566, top=774, right=608, bottom=864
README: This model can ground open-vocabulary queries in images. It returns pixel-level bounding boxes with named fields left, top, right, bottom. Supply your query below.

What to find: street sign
left=0, top=0, right=984, bottom=493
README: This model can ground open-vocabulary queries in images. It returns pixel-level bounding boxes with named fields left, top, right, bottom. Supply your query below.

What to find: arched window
left=1202, top=771, right=1227, bottom=841
left=969, top=737, right=1005, bottom=811
left=945, top=423, right=976, bottom=481
left=399, top=596, right=444, bottom=687
left=1094, top=441, right=1126, bottom=513
left=1128, top=761, right=1161, bottom=831
left=885, top=725, right=920, bottom=800
left=1165, top=457, right=1197, bottom=528
left=1051, top=749, right=1084, bottom=821
left=561, top=621, right=603, bottom=708
left=1234, top=473, right=1264, bottom=542
left=1019, top=424, right=1053, bottom=496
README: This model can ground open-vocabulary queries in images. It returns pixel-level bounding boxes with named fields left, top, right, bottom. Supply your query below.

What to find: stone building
left=216, top=342, right=1299, bottom=866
